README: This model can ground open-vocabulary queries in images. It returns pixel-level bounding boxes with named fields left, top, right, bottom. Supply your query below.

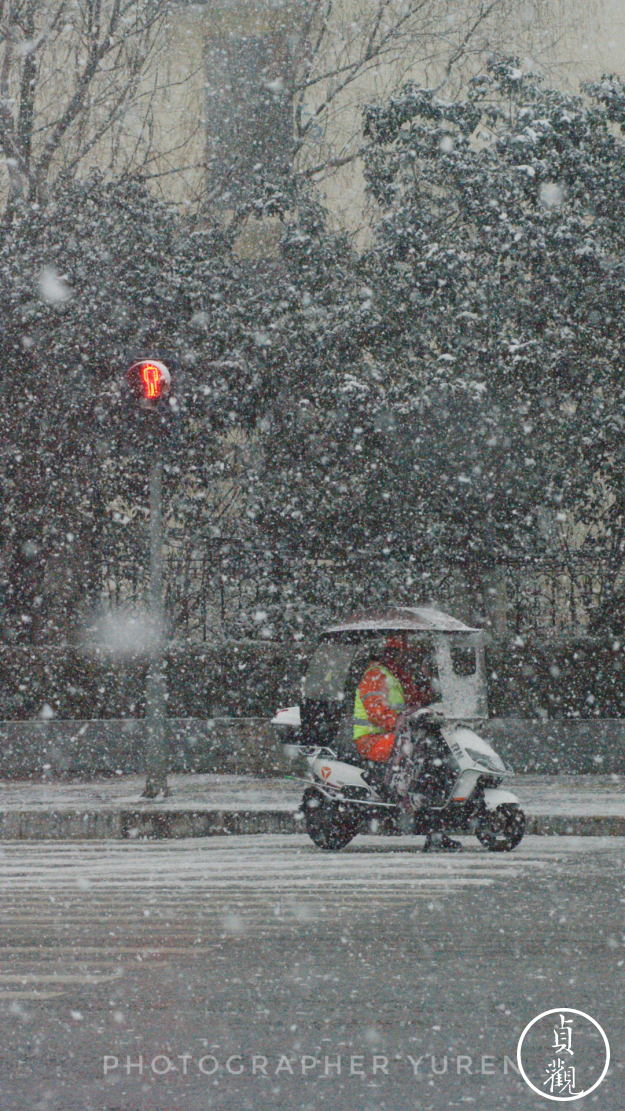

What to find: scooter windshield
left=434, top=633, right=488, bottom=720
left=303, top=643, right=359, bottom=702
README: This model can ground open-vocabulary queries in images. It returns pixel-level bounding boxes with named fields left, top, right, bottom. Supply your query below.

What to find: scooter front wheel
left=476, top=804, right=525, bottom=852
left=303, top=790, right=359, bottom=851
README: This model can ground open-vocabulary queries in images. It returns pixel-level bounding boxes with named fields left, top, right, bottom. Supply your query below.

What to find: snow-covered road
left=0, top=830, right=607, bottom=890
left=1, top=834, right=623, bottom=1111
left=0, top=835, right=609, bottom=991
left=0, top=834, right=615, bottom=957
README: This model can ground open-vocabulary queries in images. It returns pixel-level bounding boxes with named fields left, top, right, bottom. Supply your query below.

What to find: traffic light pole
left=142, top=452, right=171, bottom=798
left=125, top=359, right=172, bottom=800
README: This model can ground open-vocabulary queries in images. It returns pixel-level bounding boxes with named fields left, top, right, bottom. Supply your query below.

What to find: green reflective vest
left=353, top=664, right=406, bottom=741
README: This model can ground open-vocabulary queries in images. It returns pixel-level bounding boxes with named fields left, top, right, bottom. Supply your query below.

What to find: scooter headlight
left=464, top=747, right=504, bottom=773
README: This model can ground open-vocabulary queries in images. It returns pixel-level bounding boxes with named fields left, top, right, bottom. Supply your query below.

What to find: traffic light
left=120, top=356, right=181, bottom=457
left=126, top=360, right=171, bottom=406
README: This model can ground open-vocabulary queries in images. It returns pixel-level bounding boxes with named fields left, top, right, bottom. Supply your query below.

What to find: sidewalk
left=2, top=773, right=625, bottom=840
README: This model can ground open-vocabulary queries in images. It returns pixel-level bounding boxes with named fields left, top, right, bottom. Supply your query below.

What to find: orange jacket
left=354, top=662, right=433, bottom=762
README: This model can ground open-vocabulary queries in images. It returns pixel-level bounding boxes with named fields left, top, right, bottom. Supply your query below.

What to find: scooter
left=277, top=704, right=524, bottom=851
left=272, top=605, right=525, bottom=852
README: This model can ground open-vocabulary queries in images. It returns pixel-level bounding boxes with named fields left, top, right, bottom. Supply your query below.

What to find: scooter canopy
left=324, top=605, right=478, bottom=635
left=301, top=605, right=488, bottom=740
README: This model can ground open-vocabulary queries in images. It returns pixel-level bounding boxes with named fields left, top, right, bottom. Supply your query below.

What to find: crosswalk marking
left=0, top=835, right=613, bottom=1006
left=0, top=972, right=123, bottom=983
left=0, top=989, right=65, bottom=999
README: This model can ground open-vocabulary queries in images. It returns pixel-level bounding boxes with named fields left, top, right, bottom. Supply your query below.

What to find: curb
left=1, top=810, right=625, bottom=841
left=0, top=808, right=302, bottom=841
left=531, top=815, right=625, bottom=837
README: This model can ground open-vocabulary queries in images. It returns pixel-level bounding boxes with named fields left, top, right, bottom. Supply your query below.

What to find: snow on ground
left=0, top=833, right=616, bottom=896
left=2, top=836, right=620, bottom=1013
left=0, top=773, right=303, bottom=812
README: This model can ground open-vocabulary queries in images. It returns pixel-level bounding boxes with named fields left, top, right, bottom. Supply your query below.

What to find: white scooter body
left=274, top=704, right=521, bottom=815
left=311, top=753, right=373, bottom=792
left=439, top=724, right=521, bottom=812
left=309, top=732, right=520, bottom=813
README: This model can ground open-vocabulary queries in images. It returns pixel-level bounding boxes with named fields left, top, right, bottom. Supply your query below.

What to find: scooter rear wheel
left=303, top=790, right=359, bottom=851
left=476, top=803, right=525, bottom=852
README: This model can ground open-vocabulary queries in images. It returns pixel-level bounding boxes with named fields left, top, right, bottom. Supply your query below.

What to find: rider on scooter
left=353, top=634, right=462, bottom=853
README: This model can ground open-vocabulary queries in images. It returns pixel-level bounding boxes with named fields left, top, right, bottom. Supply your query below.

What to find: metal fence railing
left=99, top=538, right=618, bottom=642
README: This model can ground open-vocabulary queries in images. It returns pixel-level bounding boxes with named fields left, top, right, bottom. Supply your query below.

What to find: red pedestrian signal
left=142, top=363, right=160, bottom=399
left=127, top=360, right=171, bottom=404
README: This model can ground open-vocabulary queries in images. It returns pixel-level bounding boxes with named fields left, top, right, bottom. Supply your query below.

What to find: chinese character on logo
left=544, top=1058, right=577, bottom=1095
left=552, top=1013, right=574, bottom=1056
left=544, top=1016, right=577, bottom=1095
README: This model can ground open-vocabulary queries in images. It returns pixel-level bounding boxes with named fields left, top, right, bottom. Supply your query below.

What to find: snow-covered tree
left=251, top=62, right=625, bottom=636
left=8, top=59, right=625, bottom=647
left=0, top=173, right=275, bottom=642
left=352, top=61, right=625, bottom=629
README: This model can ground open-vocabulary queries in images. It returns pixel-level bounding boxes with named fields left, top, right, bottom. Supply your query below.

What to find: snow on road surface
left=0, top=832, right=614, bottom=892
left=0, top=832, right=605, bottom=892
left=0, top=836, right=619, bottom=1010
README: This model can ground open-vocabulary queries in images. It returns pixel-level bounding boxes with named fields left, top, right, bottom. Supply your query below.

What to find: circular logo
left=517, top=1008, right=610, bottom=1101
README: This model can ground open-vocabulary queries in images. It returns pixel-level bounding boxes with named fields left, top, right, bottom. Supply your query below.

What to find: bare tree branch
left=285, top=0, right=589, bottom=189
left=0, top=0, right=198, bottom=210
